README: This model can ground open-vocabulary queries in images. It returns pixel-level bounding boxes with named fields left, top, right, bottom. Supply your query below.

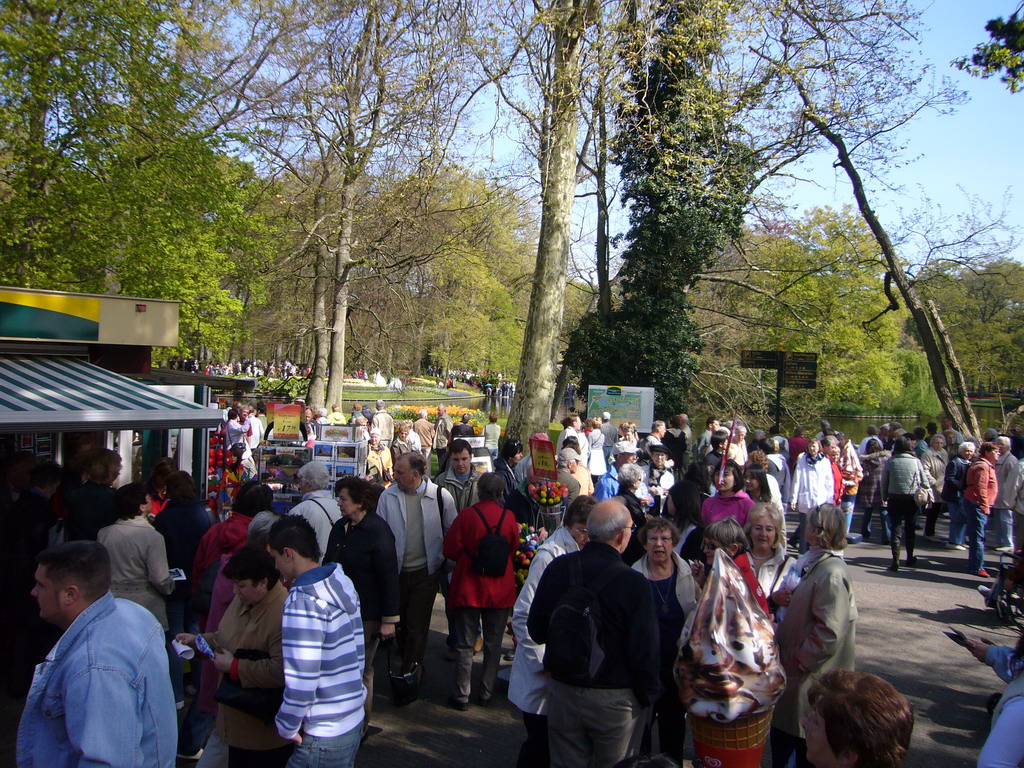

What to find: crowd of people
left=2, top=406, right=1023, bottom=768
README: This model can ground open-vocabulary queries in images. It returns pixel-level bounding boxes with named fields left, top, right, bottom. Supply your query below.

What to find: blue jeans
left=948, top=496, right=967, bottom=545
left=166, top=599, right=199, bottom=703
left=859, top=505, right=890, bottom=542
left=178, top=657, right=215, bottom=755
left=964, top=499, right=988, bottom=574
left=794, top=512, right=811, bottom=554
left=841, top=495, right=856, bottom=539
left=285, top=726, right=362, bottom=768
left=992, top=508, right=1014, bottom=549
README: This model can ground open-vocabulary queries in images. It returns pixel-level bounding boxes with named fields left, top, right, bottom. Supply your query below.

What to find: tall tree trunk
left=803, top=108, right=980, bottom=436
left=927, top=299, right=981, bottom=435
left=550, top=362, right=571, bottom=421
left=326, top=191, right=355, bottom=408
left=306, top=243, right=330, bottom=408
left=594, top=42, right=612, bottom=316
left=506, top=0, right=594, bottom=444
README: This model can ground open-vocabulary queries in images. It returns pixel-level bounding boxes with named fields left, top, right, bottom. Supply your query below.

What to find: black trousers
left=227, top=743, right=294, bottom=768
left=517, top=711, right=550, bottom=768
left=888, top=494, right=919, bottom=558
left=640, top=669, right=686, bottom=764
left=770, top=727, right=811, bottom=768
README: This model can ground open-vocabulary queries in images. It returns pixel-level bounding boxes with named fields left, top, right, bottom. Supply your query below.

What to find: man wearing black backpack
left=527, top=500, right=660, bottom=768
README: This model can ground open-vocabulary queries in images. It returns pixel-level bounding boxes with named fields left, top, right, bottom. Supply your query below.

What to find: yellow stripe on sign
left=0, top=290, right=101, bottom=322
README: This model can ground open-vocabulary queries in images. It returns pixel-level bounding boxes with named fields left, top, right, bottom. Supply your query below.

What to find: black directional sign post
left=740, top=349, right=818, bottom=432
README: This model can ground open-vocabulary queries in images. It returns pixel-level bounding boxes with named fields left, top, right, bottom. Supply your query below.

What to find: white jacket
left=289, top=491, right=341, bottom=563
left=507, top=526, right=579, bottom=714
left=753, top=546, right=795, bottom=598
left=790, top=453, right=834, bottom=513
left=376, top=480, right=456, bottom=574
left=587, top=430, right=607, bottom=477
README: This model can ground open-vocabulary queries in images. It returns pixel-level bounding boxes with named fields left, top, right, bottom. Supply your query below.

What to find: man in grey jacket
left=376, top=452, right=457, bottom=674
left=992, top=437, right=1020, bottom=552
left=434, top=439, right=480, bottom=511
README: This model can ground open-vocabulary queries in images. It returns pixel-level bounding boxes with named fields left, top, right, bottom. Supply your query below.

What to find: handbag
left=913, top=462, right=933, bottom=506
left=214, top=648, right=284, bottom=720
left=385, top=641, right=419, bottom=707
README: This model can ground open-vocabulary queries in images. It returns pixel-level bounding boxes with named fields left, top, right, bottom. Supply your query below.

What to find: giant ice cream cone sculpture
left=674, top=549, right=785, bottom=768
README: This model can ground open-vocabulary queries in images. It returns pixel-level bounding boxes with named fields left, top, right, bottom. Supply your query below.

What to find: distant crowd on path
left=5, top=408, right=1024, bottom=768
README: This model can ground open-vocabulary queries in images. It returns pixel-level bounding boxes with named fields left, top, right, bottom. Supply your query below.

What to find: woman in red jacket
left=442, top=471, right=520, bottom=710
left=964, top=442, right=999, bottom=578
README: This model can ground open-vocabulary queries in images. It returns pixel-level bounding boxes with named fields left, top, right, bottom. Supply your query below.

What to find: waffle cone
left=690, top=709, right=772, bottom=763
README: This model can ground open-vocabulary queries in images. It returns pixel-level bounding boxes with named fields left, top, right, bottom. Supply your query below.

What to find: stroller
left=981, top=551, right=1024, bottom=626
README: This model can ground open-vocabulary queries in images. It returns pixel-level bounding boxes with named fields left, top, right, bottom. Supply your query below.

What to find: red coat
left=443, top=499, right=519, bottom=610
left=789, top=436, right=808, bottom=470
left=964, top=458, right=998, bottom=515
left=192, top=512, right=253, bottom=582
left=830, top=459, right=843, bottom=504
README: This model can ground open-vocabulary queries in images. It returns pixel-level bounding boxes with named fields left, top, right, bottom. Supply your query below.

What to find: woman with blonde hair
left=744, top=503, right=793, bottom=607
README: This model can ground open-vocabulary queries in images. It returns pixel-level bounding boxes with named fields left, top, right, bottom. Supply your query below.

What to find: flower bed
left=387, top=404, right=492, bottom=435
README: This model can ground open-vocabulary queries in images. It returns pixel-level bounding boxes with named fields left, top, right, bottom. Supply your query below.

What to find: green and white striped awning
left=0, top=355, right=223, bottom=433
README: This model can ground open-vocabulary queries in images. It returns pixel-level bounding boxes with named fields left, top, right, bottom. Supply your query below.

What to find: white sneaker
left=978, top=585, right=992, bottom=598
left=996, top=546, right=1015, bottom=554
left=946, top=543, right=967, bottom=550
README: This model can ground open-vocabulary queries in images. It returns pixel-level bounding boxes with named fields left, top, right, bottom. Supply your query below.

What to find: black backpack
left=470, top=504, right=510, bottom=577
left=542, top=553, right=620, bottom=685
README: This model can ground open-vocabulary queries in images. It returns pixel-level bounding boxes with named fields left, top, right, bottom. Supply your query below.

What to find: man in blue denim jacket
left=16, top=541, right=177, bottom=768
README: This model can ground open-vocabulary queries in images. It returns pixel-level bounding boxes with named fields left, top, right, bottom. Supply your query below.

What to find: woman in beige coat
left=98, top=482, right=174, bottom=629
left=177, top=546, right=291, bottom=766
left=769, top=503, right=857, bottom=768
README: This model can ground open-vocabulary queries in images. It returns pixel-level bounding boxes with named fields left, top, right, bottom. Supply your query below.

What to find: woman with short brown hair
left=804, top=670, right=913, bottom=768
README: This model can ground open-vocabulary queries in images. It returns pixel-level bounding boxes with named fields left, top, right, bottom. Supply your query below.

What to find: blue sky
left=777, top=0, right=1023, bottom=260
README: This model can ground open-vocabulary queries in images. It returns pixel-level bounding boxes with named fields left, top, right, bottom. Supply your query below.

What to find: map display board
left=586, top=385, right=656, bottom=431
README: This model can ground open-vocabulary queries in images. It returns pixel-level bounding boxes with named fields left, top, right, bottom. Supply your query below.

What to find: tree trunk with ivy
left=505, top=0, right=595, bottom=444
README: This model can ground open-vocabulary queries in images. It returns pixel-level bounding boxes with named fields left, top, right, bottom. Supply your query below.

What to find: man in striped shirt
left=268, top=516, right=365, bottom=767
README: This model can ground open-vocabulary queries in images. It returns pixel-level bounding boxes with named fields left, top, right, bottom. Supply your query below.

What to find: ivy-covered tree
left=955, top=3, right=1024, bottom=92
left=565, top=0, right=756, bottom=418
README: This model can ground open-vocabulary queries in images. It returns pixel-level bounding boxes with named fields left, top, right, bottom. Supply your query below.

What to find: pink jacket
left=701, top=491, right=755, bottom=528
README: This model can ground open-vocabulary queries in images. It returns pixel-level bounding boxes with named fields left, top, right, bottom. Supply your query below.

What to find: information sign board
left=780, top=352, right=818, bottom=389
left=740, top=350, right=779, bottom=369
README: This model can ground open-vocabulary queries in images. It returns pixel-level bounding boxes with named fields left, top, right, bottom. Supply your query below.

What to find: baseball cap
left=602, top=411, right=611, bottom=420
left=557, top=447, right=581, bottom=462
left=614, top=441, right=638, bottom=455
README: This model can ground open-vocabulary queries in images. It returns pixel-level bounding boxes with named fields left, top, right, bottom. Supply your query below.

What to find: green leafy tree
left=955, top=3, right=1024, bottom=92
left=0, top=0, right=272, bottom=355
left=566, top=0, right=755, bottom=418
left=920, top=258, right=1024, bottom=391
left=688, top=207, right=938, bottom=419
